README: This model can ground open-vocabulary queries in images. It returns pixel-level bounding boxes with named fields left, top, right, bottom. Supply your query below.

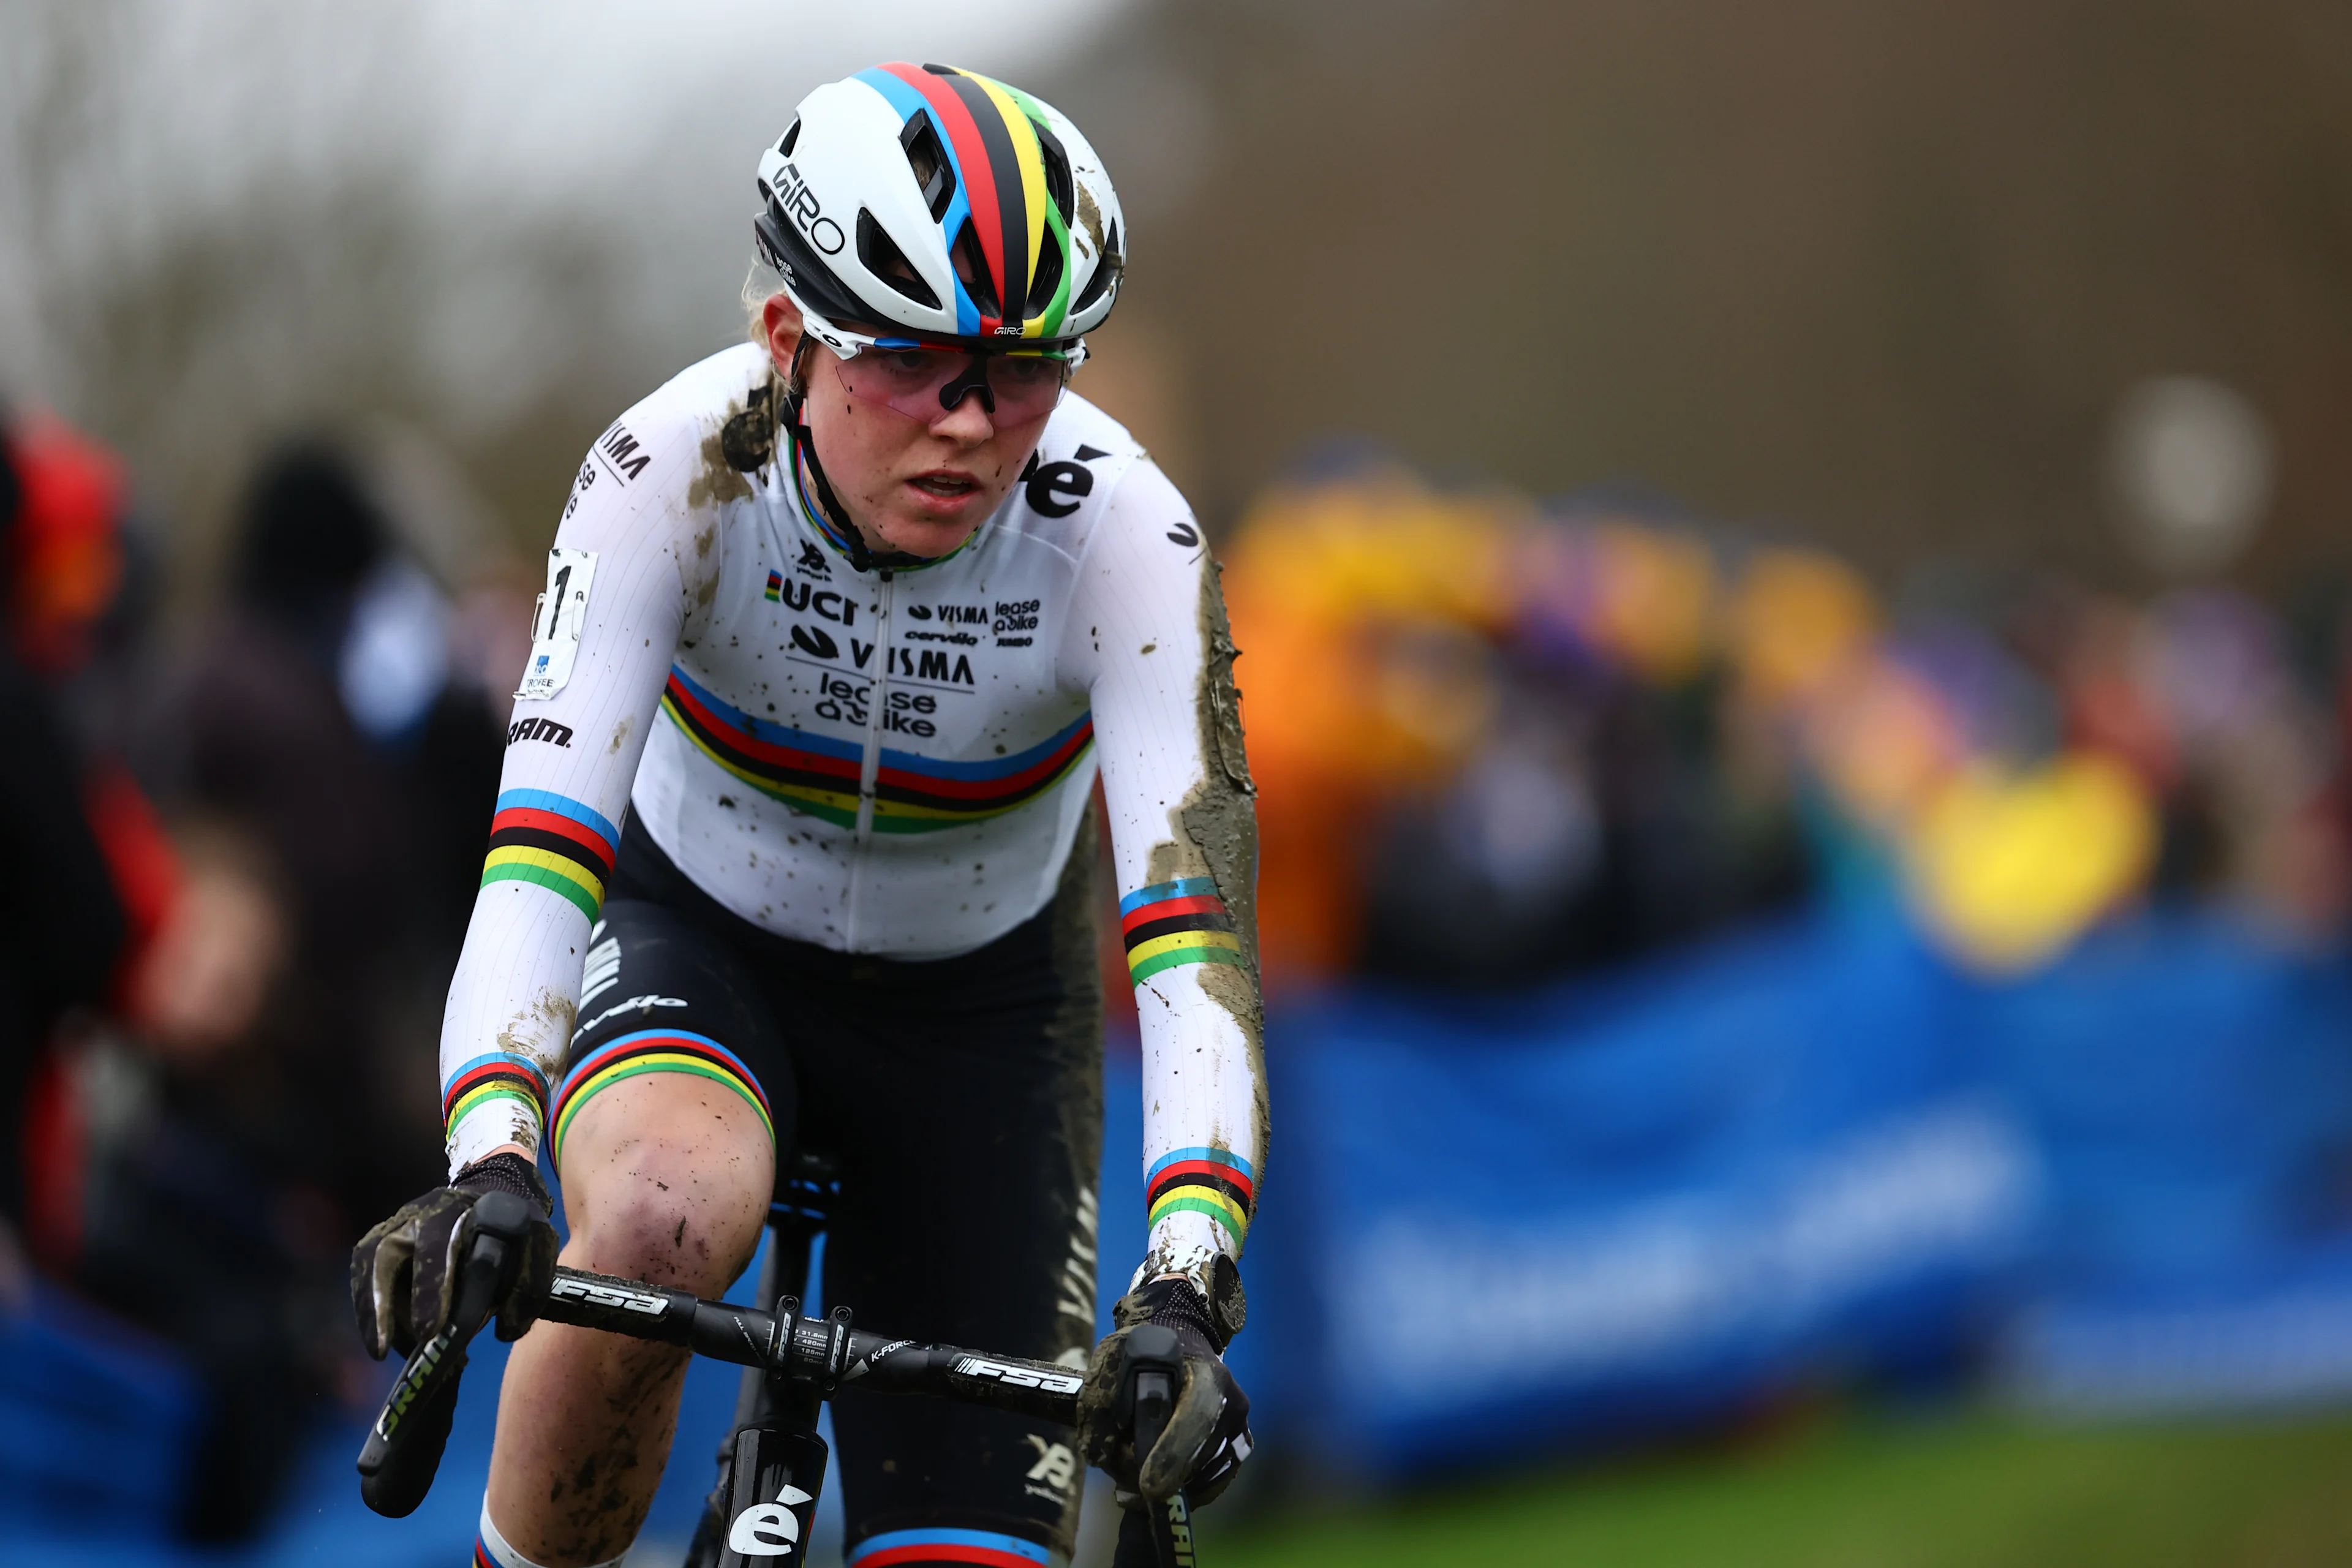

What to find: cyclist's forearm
left=1071, top=461, right=1269, bottom=1298
left=436, top=408, right=709, bottom=1178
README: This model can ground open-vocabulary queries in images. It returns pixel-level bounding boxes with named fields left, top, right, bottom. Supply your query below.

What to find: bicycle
left=356, top=1156, right=1201, bottom=1567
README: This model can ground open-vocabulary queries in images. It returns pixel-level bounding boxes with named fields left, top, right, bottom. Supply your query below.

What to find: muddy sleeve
left=1060, top=458, right=1268, bottom=1302
left=435, top=413, right=715, bottom=1177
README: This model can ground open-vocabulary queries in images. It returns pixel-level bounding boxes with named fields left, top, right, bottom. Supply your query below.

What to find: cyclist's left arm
left=1060, top=456, right=1266, bottom=1333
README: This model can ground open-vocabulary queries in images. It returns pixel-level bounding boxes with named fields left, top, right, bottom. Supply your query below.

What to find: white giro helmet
left=755, top=62, right=1126, bottom=360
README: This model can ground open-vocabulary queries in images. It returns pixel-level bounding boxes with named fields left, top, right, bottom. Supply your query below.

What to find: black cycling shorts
left=557, top=810, right=1104, bottom=1567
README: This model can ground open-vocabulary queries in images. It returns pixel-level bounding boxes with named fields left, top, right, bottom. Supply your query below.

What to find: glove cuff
left=454, top=1151, right=551, bottom=1215
left=1119, top=1272, right=1238, bottom=1354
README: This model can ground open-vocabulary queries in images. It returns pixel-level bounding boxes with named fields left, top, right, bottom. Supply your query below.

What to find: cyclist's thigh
left=551, top=900, right=793, bottom=1278
left=809, top=900, right=1104, bottom=1562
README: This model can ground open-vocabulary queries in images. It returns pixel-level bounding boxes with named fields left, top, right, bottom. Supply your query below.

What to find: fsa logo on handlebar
left=549, top=1275, right=666, bottom=1316
left=950, top=1354, right=1084, bottom=1395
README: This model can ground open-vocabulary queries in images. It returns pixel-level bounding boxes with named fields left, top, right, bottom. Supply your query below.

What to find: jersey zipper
left=854, top=569, right=893, bottom=842
left=844, top=568, right=891, bottom=947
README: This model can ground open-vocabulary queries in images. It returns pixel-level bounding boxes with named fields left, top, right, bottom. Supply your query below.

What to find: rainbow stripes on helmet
left=850, top=64, right=1076, bottom=343
left=758, top=62, right=1120, bottom=356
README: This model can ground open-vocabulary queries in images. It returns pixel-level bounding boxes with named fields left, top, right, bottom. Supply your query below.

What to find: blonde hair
left=742, top=261, right=788, bottom=345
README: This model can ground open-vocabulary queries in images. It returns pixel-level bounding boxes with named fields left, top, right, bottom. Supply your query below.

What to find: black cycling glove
left=1080, top=1267, right=1254, bottom=1506
left=351, top=1152, right=559, bottom=1360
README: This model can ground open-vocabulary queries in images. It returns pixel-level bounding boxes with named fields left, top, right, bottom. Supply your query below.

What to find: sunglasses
left=827, top=345, right=1071, bottom=427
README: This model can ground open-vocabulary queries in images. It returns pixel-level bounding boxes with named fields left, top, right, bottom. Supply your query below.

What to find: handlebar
left=355, top=1215, right=1191, bottom=1563
left=357, top=1243, right=1085, bottom=1514
left=535, top=1265, right=1086, bottom=1427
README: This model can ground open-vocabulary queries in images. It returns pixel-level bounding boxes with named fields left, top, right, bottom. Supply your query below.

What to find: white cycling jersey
left=437, top=343, right=1265, bottom=1295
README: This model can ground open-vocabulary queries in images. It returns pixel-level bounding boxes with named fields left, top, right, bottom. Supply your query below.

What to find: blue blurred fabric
left=0, top=1281, right=200, bottom=1543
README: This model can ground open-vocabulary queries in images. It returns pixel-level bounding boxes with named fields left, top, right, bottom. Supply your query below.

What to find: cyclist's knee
left=555, top=1072, right=773, bottom=1294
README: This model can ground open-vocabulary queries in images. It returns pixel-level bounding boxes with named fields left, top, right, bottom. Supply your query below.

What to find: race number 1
left=516, top=548, right=598, bottom=701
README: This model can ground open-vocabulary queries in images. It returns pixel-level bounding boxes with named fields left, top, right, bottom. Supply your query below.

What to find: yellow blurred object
left=1728, top=548, right=1880, bottom=704
left=1224, top=475, right=1513, bottom=791
left=1583, top=522, right=1719, bottom=684
left=1226, top=477, right=1523, bottom=634
left=1222, top=473, right=1520, bottom=982
left=1905, top=751, right=2158, bottom=973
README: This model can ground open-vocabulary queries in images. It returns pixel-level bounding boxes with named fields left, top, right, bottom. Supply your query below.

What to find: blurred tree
left=1048, top=0, right=2352, bottom=588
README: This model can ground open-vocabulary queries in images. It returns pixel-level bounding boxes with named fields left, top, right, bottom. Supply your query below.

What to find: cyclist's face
left=762, top=295, right=1054, bottom=560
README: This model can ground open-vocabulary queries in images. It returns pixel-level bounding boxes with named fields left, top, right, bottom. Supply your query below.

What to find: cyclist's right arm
left=434, top=399, right=717, bottom=1177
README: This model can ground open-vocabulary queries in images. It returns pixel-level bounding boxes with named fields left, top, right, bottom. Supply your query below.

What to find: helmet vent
left=1069, top=217, right=1121, bottom=315
left=778, top=119, right=801, bottom=157
left=1033, top=121, right=1075, bottom=227
left=1024, top=225, right=1065, bottom=319
left=858, top=210, right=941, bottom=310
left=950, top=218, right=1000, bottom=318
left=899, top=113, right=957, bottom=223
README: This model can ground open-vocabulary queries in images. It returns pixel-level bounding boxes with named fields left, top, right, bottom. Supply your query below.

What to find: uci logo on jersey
left=771, top=162, right=845, bottom=256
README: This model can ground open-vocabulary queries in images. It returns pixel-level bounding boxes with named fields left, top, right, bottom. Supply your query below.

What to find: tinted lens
left=834, top=349, right=1065, bottom=426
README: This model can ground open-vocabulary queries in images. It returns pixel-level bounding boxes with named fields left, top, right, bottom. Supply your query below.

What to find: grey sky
left=0, top=0, right=1136, bottom=530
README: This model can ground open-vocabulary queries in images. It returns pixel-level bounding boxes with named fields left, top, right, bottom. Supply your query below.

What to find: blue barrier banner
left=1264, top=918, right=2043, bottom=1473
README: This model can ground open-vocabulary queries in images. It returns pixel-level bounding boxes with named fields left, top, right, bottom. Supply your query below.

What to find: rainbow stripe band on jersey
left=1146, top=1145, right=1255, bottom=1250
left=1120, top=878, right=1245, bottom=986
left=847, top=1525, right=1058, bottom=1568
left=440, top=1050, right=551, bottom=1145
left=480, top=790, right=619, bottom=923
left=660, top=665, right=1093, bottom=832
left=549, top=1029, right=772, bottom=1170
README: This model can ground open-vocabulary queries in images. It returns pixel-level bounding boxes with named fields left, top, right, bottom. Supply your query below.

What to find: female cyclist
left=352, top=62, right=1263, bottom=1568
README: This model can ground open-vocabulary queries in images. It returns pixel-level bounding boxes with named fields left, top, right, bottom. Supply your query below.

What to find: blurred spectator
left=1224, top=454, right=2351, bottom=992
left=46, top=435, right=510, bottom=1539
left=0, top=411, right=140, bottom=1238
left=149, top=439, right=502, bottom=1224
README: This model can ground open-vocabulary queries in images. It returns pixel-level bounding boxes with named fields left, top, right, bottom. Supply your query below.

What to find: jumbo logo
left=770, top=162, right=845, bottom=256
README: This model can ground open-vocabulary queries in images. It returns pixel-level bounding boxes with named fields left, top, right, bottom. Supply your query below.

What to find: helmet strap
left=778, top=411, right=866, bottom=576
left=777, top=344, right=945, bottom=575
